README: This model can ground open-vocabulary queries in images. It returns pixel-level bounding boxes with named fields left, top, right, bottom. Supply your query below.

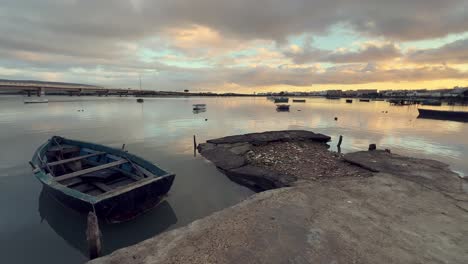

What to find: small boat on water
left=359, top=99, right=370, bottom=102
left=346, top=99, right=353, bottom=103
left=276, top=104, right=290, bottom=111
left=30, top=136, right=175, bottom=223
left=292, top=99, right=306, bottom=103
left=24, top=98, right=49, bottom=104
left=325, top=96, right=340, bottom=100
left=193, top=104, right=206, bottom=110
left=274, top=97, right=289, bottom=103
left=137, top=98, right=144, bottom=103
left=373, top=98, right=385, bottom=101
left=193, top=108, right=206, bottom=114
left=421, top=99, right=442, bottom=106
left=389, top=99, right=412, bottom=106
left=417, top=108, right=468, bottom=122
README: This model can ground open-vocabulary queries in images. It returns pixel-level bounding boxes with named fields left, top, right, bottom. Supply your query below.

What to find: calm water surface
left=0, top=96, right=467, bottom=263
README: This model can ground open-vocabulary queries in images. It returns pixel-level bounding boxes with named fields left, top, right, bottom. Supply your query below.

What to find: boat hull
left=40, top=174, right=174, bottom=223
left=418, top=108, right=468, bottom=122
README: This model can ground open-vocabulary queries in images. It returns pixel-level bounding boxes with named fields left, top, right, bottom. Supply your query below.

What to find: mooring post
left=86, top=211, right=102, bottom=260
left=337, top=135, right=343, bottom=153
left=337, top=135, right=343, bottom=148
left=193, top=135, right=197, bottom=157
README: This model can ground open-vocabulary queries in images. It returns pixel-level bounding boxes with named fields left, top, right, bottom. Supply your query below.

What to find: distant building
left=444, top=87, right=468, bottom=97
left=356, top=89, right=378, bottom=97
left=326, top=90, right=342, bottom=97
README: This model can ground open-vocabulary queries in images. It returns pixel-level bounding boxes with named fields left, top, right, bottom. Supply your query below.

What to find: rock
left=201, top=148, right=246, bottom=170
left=228, top=143, right=252, bottom=155
left=343, top=151, right=467, bottom=196
left=89, top=173, right=468, bottom=264
left=198, top=131, right=333, bottom=190
left=197, top=143, right=216, bottom=153
left=206, top=130, right=331, bottom=145
left=225, top=165, right=297, bottom=191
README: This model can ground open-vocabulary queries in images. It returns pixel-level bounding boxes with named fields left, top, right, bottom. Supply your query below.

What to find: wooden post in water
left=337, top=135, right=343, bottom=148
left=337, top=135, right=343, bottom=153
left=86, top=211, right=102, bottom=260
left=193, top=135, right=197, bottom=157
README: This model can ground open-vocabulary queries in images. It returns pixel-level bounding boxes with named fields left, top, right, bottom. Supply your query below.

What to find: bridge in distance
left=0, top=80, right=188, bottom=97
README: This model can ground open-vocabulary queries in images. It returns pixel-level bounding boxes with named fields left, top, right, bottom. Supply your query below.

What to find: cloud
left=0, top=0, right=467, bottom=91
left=1, top=0, right=467, bottom=59
left=405, top=38, right=468, bottom=64
left=284, top=42, right=401, bottom=64
left=227, top=64, right=466, bottom=87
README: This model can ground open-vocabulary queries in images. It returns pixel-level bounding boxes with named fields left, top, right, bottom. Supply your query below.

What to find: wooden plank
left=136, top=165, right=158, bottom=178
left=92, top=182, right=112, bottom=192
left=84, top=159, right=141, bottom=181
left=47, top=152, right=105, bottom=167
left=55, top=159, right=128, bottom=182
left=63, top=178, right=83, bottom=187
left=47, top=145, right=80, bottom=154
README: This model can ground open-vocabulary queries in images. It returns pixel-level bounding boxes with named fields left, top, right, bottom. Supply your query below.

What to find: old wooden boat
left=274, top=97, right=289, bottom=103
left=292, top=99, right=306, bottom=103
left=30, top=136, right=175, bottom=223
left=417, top=108, right=468, bottom=122
left=359, top=99, right=370, bottom=102
left=346, top=99, right=353, bottom=103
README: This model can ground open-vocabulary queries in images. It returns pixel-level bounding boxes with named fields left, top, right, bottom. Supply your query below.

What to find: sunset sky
left=0, top=0, right=467, bottom=92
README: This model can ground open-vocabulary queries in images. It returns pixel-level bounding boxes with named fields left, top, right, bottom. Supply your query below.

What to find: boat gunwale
left=31, top=137, right=175, bottom=204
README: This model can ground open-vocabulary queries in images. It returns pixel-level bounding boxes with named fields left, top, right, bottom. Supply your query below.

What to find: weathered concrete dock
left=89, top=131, right=468, bottom=264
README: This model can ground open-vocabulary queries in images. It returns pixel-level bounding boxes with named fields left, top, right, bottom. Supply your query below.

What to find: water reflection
left=193, top=108, right=206, bottom=114
left=38, top=188, right=178, bottom=256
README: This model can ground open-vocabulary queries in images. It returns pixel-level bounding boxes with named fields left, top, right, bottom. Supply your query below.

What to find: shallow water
left=0, top=96, right=467, bottom=263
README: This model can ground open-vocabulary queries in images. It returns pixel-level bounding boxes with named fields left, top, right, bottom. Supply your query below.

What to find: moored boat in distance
left=30, top=136, right=175, bottom=223
left=389, top=99, right=412, bottom=106
left=417, top=108, right=468, bottom=122
left=137, top=98, right=144, bottom=103
left=193, top=103, right=206, bottom=110
left=421, top=99, right=442, bottom=106
left=274, top=97, right=289, bottom=103
left=346, top=99, right=353, bottom=103
left=292, top=99, right=306, bottom=103
left=24, top=98, right=49, bottom=104
left=359, top=98, right=370, bottom=102
left=276, top=104, right=290, bottom=111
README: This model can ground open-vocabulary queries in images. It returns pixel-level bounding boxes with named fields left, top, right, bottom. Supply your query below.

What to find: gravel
left=246, top=141, right=372, bottom=180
